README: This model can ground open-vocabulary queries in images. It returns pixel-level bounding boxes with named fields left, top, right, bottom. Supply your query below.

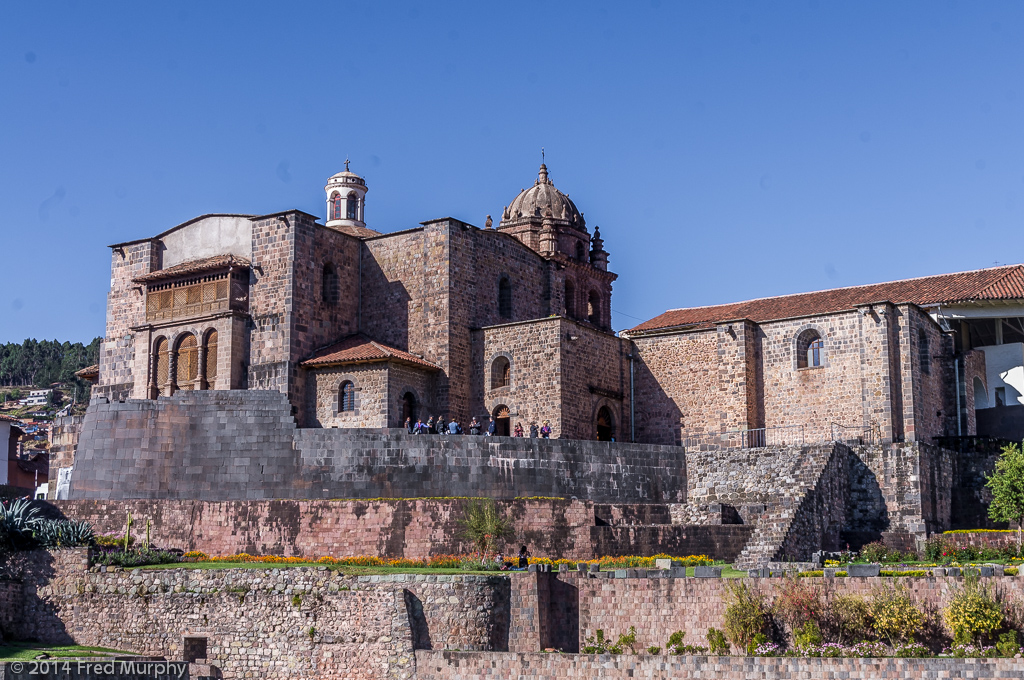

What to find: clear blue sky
left=2, top=1, right=1023, bottom=343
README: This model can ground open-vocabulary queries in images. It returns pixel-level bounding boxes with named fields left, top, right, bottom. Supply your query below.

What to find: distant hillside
left=0, top=337, right=101, bottom=389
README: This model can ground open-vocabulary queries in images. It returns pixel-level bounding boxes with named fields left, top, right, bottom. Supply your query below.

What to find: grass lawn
left=0, top=643, right=131, bottom=662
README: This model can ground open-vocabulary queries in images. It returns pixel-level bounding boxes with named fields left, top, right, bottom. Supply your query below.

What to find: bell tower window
left=346, top=193, right=358, bottom=220
left=330, top=193, right=342, bottom=221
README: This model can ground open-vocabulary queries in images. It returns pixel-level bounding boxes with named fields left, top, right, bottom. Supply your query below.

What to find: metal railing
left=681, top=425, right=806, bottom=451
left=829, top=422, right=880, bottom=446
left=681, top=422, right=881, bottom=451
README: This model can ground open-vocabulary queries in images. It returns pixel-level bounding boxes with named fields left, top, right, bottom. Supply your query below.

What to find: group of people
left=492, top=545, right=531, bottom=571
left=404, top=415, right=552, bottom=438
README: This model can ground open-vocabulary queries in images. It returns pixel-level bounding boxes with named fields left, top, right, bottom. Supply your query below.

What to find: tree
left=986, top=442, right=1024, bottom=547
left=458, top=499, right=514, bottom=555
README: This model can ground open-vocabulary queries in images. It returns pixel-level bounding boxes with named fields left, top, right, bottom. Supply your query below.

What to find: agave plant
left=0, top=498, right=43, bottom=551
left=34, top=519, right=95, bottom=549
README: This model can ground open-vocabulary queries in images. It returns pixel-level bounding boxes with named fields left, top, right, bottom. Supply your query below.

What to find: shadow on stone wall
left=403, top=590, right=431, bottom=650
left=1, top=550, right=73, bottom=645
left=841, top=452, right=888, bottom=550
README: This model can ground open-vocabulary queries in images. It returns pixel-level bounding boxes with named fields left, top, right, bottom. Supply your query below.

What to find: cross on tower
left=344, top=157, right=350, bottom=172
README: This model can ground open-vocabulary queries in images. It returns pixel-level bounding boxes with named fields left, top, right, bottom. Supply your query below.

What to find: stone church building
left=89, top=160, right=1024, bottom=448
left=95, top=163, right=625, bottom=440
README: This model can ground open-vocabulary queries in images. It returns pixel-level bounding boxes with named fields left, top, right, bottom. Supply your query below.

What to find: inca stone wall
left=65, top=391, right=685, bottom=503
left=2, top=549, right=509, bottom=680
left=415, top=651, right=1024, bottom=680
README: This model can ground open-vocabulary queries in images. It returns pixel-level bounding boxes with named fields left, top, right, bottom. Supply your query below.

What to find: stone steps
left=732, top=445, right=838, bottom=569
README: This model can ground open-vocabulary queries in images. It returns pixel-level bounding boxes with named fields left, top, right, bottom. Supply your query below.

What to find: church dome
left=500, top=164, right=584, bottom=229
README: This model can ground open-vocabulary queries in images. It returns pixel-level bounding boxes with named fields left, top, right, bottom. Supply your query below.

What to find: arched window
left=153, top=337, right=169, bottom=396
left=796, top=330, right=823, bottom=368
left=339, top=381, right=355, bottom=412
left=346, top=193, right=358, bottom=220
left=330, top=192, right=342, bottom=221
left=918, top=329, right=930, bottom=375
left=175, top=333, right=199, bottom=389
left=576, top=241, right=585, bottom=261
left=587, top=290, right=601, bottom=326
left=498, top=276, right=512, bottom=319
left=203, top=330, right=218, bottom=389
left=491, top=356, right=511, bottom=389
left=564, top=279, right=576, bottom=318
left=322, top=264, right=340, bottom=304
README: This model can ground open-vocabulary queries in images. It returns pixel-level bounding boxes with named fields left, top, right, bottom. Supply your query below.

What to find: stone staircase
left=732, top=444, right=842, bottom=569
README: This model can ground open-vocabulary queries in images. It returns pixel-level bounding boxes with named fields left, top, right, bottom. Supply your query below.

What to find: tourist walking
left=438, top=414, right=447, bottom=435
left=426, top=416, right=435, bottom=434
left=529, top=422, right=538, bottom=438
left=486, top=416, right=496, bottom=436
left=540, top=420, right=551, bottom=438
left=469, top=417, right=481, bottom=435
left=413, top=418, right=425, bottom=434
left=448, top=419, right=459, bottom=435
left=404, top=417, right=413, bottom=434
left=513, top=422, right=524, bottom=437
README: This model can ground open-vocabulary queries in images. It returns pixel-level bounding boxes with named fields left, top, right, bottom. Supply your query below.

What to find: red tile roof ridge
left=630, top=263, right=1024, bottom=333
left=301, top=333, right=441, bottom=370
left=133, top=254, right=251, bottom=283
left=659, top=263, right=1024, bottom=314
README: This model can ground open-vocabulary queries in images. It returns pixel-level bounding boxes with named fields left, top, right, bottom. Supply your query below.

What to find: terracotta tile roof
left=630, top=265, right=1024, bottom=334
left=327, top=224, right=382, bottom=239
left=75, top=364, right=99, bottom=382
left=133, top=254, right=250, bottom=284
left=0, top=414, right=22, bottom=423
left=301, top=334, right=441, bottom=371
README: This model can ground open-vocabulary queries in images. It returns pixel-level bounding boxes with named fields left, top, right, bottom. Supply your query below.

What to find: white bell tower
left=325, top=159, right=368, bottom=230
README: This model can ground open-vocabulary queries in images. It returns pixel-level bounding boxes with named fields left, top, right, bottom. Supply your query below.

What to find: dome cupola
left=499, top=164, right=585, bottom=231
left=325, top=159, right=368, bottom=230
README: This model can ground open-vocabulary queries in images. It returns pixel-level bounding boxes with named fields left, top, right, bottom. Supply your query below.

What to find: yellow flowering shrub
left=942, top=572, right=1003, bottom=646
left=870, top=583, right=924, bottom=645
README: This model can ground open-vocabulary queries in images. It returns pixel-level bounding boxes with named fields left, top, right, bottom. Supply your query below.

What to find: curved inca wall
left=68, top=391, right=685, bottom=503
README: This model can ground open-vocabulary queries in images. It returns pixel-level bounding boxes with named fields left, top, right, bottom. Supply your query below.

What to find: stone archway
left=493, top=404, right=511, bottom=437
left=596, top=405, right=614, bottom=441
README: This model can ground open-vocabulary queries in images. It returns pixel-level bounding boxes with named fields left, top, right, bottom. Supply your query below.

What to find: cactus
left=124, top=512, right=133, bottom=553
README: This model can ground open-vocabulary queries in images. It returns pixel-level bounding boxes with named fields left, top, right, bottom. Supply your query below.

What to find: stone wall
left=4, top=549, right=509, bottom=680
left=66, top=391, right=685, bottom=503
left=473, top=318, right=629, bottom=440
left=564, top=571, right=1024, bottom=654
left=938, top=531, right=1019, bottom=549
left=626, top=304, right=956, bottom=448
left=415, top=651, right=1024, bottom=679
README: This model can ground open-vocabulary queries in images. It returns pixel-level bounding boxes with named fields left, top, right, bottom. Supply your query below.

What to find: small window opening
left=576, top=241, right=585, bottom=261
left=322, top=264, right=340, bottom=304
left=564, top=279, right=575, bottom=318
left=498, top=277, right=512, bottom=319
left=183, top=637, right=208, bottom=664
left=996, top=387, right=1006, bottom=407
left=330, top=192, right=342, bottom=221
left=491, top=357, right=511, bottom=389
left=339, top=381, right=355, bottom=412
left=346, top=193, right=358, bottom=220
left=796, top=330, right=823, bottom=368
left=587, top=290, right=601, bottom=326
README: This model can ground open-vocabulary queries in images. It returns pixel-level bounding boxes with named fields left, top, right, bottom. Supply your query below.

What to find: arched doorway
left=402, top=392, right=417, bottom=423
left=493, top=405, right=511, bottom=436
left=596, top=406, right=614, bottom=441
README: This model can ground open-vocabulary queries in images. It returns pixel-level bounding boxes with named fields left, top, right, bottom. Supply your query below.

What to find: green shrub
left=870, top=582, right=924, bottom=645
left=860, top=541, right=888, bottom=563
left=923, top=537, right=947, bottom=561
left=722, top=581, right=771, bottom=652
left=831, top=594, right=872, bottom=644
left=746, top=632, right=768, bottom=656
left=90, top=547, right=181, bottom=568
left=583, top=628, right=637, bottom=654
left=997, top=630, right=1019, bottom=658
left=793, top=620, right=823, bottom=650
left=459, top=499, right=513, bottom=555
left=666, top=631, right=685, bottom=655
left=647, top=646, right=661, bottom=655
left=706, top=627, right=730, bottom=655
left=942, top=570, right=1003, bottom=646
left=798, top=570, right=824, bottom=578
left=1006, top=567, right=1019, bottom=576
left=879, top=570, right=929, bottom=578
